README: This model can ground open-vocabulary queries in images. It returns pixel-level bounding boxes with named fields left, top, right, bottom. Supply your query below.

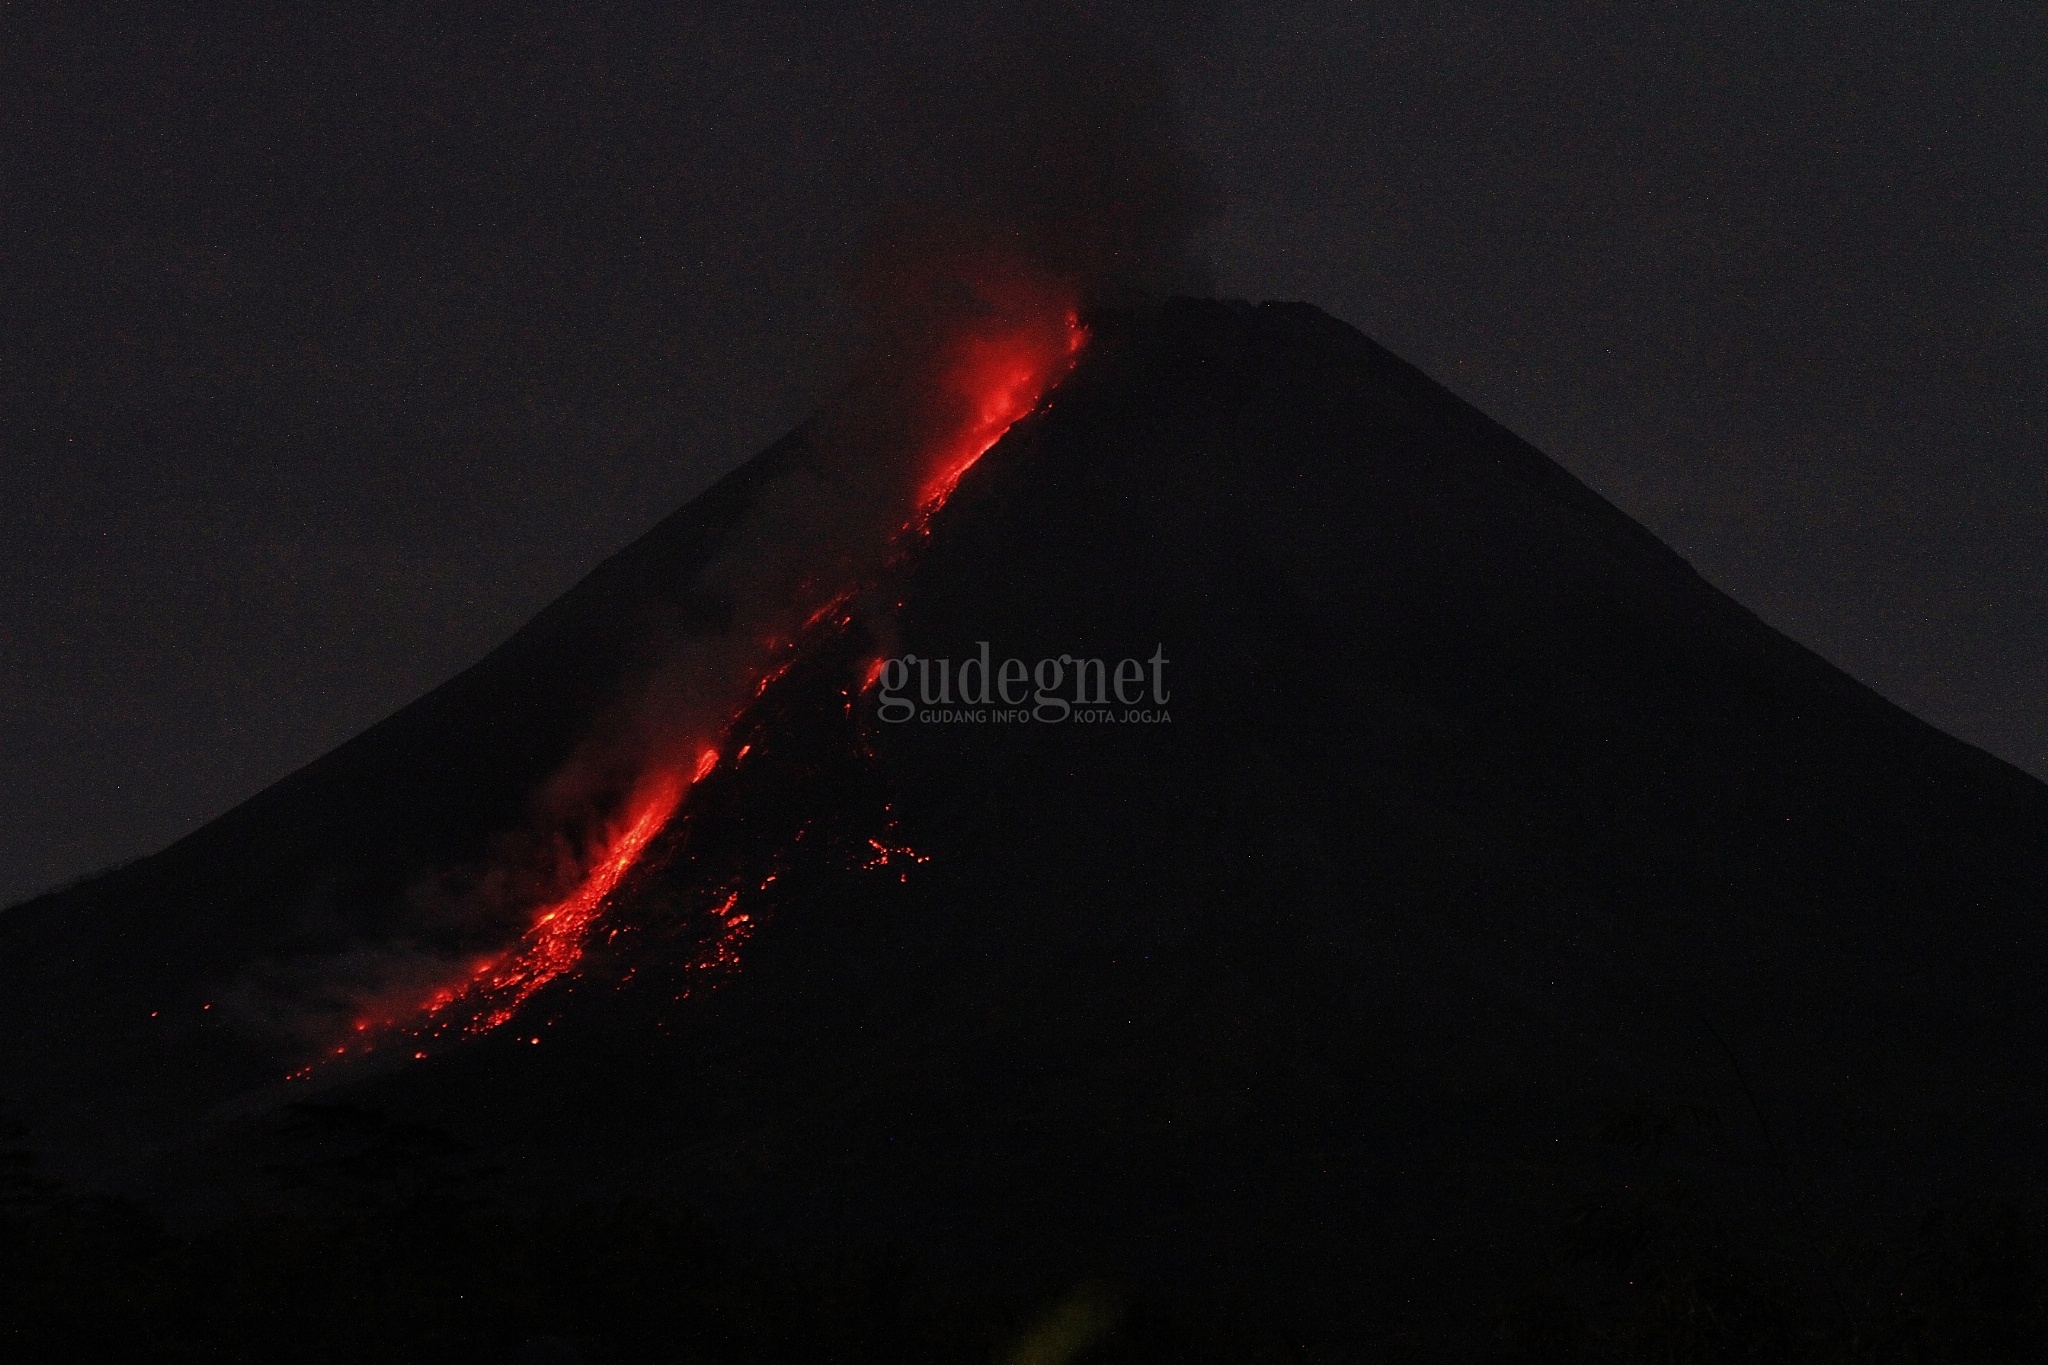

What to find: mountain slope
left=6, top=299, right=2047, bottom=1347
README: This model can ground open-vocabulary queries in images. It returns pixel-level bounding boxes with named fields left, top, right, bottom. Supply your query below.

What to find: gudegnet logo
left=874, top=643, right=1172, bottom=725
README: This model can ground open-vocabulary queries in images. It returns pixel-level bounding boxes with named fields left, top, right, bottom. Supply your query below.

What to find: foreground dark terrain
left=6, top=300, right=2048, bottom=1359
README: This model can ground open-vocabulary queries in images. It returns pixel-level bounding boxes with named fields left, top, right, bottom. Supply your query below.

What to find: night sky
left=4, top=2, right=2042, bottom=907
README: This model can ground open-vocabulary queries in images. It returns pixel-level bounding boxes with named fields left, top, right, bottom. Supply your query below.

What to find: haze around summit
left=3, top=2, right=2043, bottom=906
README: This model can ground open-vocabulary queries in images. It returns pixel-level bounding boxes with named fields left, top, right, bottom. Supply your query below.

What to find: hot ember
left=301, top=297, right=1087, bottom=1073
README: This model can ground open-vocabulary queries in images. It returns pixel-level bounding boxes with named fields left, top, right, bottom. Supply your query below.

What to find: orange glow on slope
left=304, top=302, right=1089, bottom=1072
left=420, top=755, right=708, bottom=1038
left=916, top=308, right=1086, bottom=519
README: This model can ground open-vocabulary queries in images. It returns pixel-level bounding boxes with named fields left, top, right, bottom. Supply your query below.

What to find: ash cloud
left=851, top=1, right=1209, bottom=312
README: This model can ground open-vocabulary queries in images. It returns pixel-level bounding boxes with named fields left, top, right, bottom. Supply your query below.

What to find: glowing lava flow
left=307, top=304, right=1087, bottom=1073
left=435, top=750, right=713, bottom=1035
left=916, top=309, right=1086, bottom=519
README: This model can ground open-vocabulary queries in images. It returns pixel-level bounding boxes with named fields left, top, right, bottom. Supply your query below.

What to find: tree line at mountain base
left=4, top=1109, right=2046, bottom=1363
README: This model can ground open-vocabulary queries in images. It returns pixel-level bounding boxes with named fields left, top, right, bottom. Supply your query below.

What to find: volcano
left=6, top=300, right=2048, bottom=1351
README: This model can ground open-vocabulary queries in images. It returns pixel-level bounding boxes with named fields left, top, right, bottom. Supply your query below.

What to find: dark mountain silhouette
left=6, top=300, right=2048, bottom=1352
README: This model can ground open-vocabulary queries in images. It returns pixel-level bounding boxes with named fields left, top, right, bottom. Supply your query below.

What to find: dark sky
left=3, top=2, right=2043, bottom=907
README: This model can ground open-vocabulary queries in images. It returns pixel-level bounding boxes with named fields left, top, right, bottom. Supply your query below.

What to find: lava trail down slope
left=5, top=300, right=2048, bottom=1348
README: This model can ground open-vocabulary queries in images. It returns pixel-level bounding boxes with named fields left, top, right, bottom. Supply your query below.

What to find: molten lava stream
left=313, top=304, right=1089, bottom=1072
left=309, top=753, right=710, bottom=1071
left=914, top=308, right=1086, bottom=520
left=451, top=751, right=711, bottom=1035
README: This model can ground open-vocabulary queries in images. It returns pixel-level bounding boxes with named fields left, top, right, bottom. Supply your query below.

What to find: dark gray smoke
left=851, top=2, right=1208, bottom=308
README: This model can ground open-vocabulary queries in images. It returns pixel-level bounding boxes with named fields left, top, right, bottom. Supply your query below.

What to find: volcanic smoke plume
left=239, top=4, right=1205, bottom=1056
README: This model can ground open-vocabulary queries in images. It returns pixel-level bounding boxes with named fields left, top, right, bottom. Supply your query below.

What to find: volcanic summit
left=6, top=299, right=2048, bottom=1352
